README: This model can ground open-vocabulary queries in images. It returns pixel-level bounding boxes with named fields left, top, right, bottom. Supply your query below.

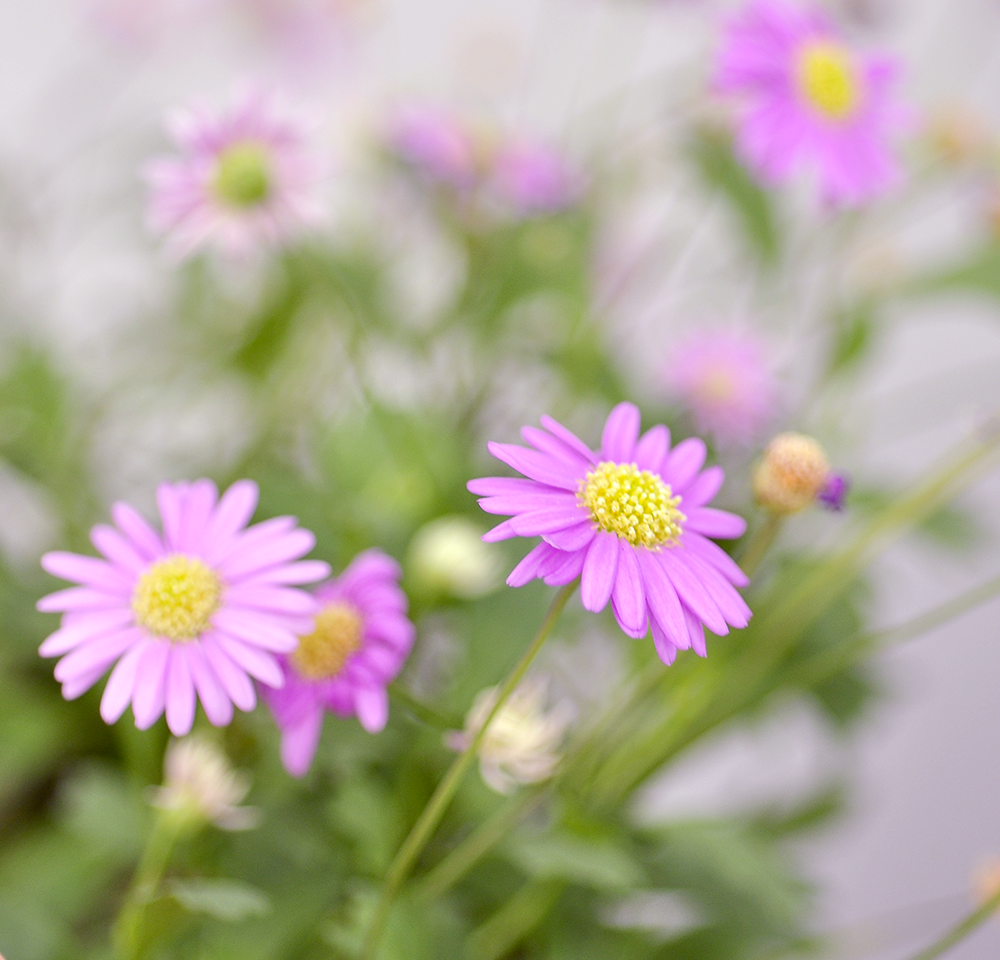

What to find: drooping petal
left=165, top=648, right=197, bottom=737
left=101, top=640, right=149, bottom=724
left=636, top=549, right=689, bottom=649
left=580, top=531, right=619, bottom=612
left=659, top=549, right=728, bottom=636
left=281, top=707, right=324, bottom=778
left=132, top=641, right=170, bottom=729
left=186, top=642, right=234, bottom=727
left=202, top=634, right=257, bottom=712
left=611, top=540, right=646, bottom=637
left=354, top=685, right=390, bottom=733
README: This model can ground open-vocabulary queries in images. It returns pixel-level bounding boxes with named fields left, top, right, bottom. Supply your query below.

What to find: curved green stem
left=360, top=580, right=578, bottom=960
left=904, top=884, right=1000, bottom=960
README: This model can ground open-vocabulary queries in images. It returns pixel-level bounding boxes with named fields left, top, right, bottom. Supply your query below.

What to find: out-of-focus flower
left=149, top=734, right=259, bottom=831
left=663, top=330, right=779, bottom=446
left=407, top=515, right=501, bottom=600
left=261, top=550, right=415, bottom=777
left=385, top=105, right=478, bottom=188
left=144, top=87, right=324, bottom=259
left=753, top=432, right=839, bottom=513
left=468, top=402, right=751, bottom=665
left=974, top=859, right=1000, bottom=913
left=924, top=107, right=990, bottom=166
left=713, top=0, right=905, bottom=206
left=488, top=139, right=583, bottom=216
left=37, top=479, right=328, bottom=736
left=447, top=678, right=571, bottom=793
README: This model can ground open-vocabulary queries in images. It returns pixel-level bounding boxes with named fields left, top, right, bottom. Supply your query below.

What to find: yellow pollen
left=291, top=603, right=363, bottom=681
left=798, top=41, right=860, bottom=119
left=580, top=461, right=685, bottom=548
left=132, top=555, right=222, bottom=643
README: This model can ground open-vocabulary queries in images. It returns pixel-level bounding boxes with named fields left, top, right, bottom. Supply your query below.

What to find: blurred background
left=1, top=0, right=1000, bottom=957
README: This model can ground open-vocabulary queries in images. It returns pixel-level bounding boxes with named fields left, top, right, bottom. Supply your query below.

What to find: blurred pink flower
left=37, top=479, right=329, bottom=736
left=261, top=550, right=415, bottom=777
left=664, top=330, right=779, bottom=446
left=713, top=0, right=905, bottom=206
left=468, top=402, right=751, bottom=665
left=489, top=139, right=583, bottom=215
left=386, top=105, right=478, bottom=188
left=144, top=87, right=324, bottom=259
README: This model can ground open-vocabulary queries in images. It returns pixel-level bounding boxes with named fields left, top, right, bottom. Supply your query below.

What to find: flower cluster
left=469, top=402, right=752, bottom=665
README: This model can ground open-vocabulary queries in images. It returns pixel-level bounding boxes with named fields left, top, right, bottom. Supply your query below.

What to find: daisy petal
left=601, top=402, right=641, bottom=462
left=612, top=540, right=646, bottom=637
left=165, top=648, right=197, bottom=737
left=581, top=531, right=619, bottom=612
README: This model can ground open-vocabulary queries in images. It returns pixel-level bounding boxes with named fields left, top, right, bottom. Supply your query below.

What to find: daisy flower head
left=385, top=105, right=478, bottom=189
left=663, top=329, right=779, bottom=446
left=144, top=86, right=325, bottom=259
left=261, top=550, right=415, bottom=777
left=38, top=479, right=330, bottom=737
left=487, top=138, right=583, bottom=216
left=713, top=0, right=906, bottom=206
left=468, top=403, right=752, bottom=666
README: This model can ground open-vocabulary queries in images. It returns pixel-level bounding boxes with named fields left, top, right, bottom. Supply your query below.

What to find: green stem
left=360, top=581, right=578, bottom=960
left=739, top=512, right=784, bottom=578
left=113, top=812, right=183, bottom=959
left=905, top=884, right=1000, bottom=960
left=416, top=785, right=549, bottom=902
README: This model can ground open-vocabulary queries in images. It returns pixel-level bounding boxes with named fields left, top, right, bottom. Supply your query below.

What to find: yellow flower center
left=580, top=461, right=685, bottom=548
left=697, top=368, right=736, bottom=403
left=213, top=142, right=272, bottom=207
left=291, top=602, right=363, bottom=681
left=132, top=555, right=222, bottom=642
left=798, top=41, right=860, bottom=119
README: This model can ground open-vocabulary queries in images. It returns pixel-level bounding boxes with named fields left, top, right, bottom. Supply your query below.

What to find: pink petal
left=634, top=425, right=670, bottom=474
left=281, top=707, right=324, bottom=777
left=685, top=507, right=747, bottom=540
left=507, top=543, right=552, bottom=588
left=684, top=533, right=750, bottom=587
left=214, top=633, right=284, bottom=687
left=240, top=560, right=331, bottom=586
left=111, top=502, right=165, bottom=560
left=223, top=584, right=318, bottom=617
left=659, top=551, right=728, bottom=636
left=156, top=483, right=186, bottom=553
left=521, top=426, right=592, bottom=470
left=541, top=548, right=586, bottom=586
left=539, top=414, right=595, bottom=461
left=202, top=634, right=257, bottom=712
left=165, top=648, right=196, bottom=736
left=684, top=553, right=752, bottom=628
left=684, top=606, right=707, bottom=657
left=41, top=552, right=132, bottom=594
left=483, top=519, right=517, bottom=543
left=510, top=505, right=590, bottom=537
left=601, top=402, right=641, bottom=462
left=611, top=541, right=646, bottom=637
left=39, top=609, right=136, bottom=657
left=680, top=466, right=725, bottom=509
left=650, top=619, right=679, bottom=665
left=581, top=531, right=619, bottom=612
left=132, top=641, right=170, bottom=729
left=211, top=608, right=298, bottom=653
left=542, top=522, right=596, bottom=551
left=37, top=587, right=123, bottom=614
left=217, top=529, right=316, bottom=581
left=100, top=640, right=149, bottom=724
left=354, top=685, right=389, bottom=733
left=53, top=628, right=138, bottom=683
left=636, top=550, right=689, bottom=649
left=204, top=479, right=260, bottom=552
left=90, top=525, right=147, bottom=574
left=477, top=491, right=576, bottom=516
left=487, top=442, right=580, bottom=491
left=186, top=642, right=234, bottom=726
left=468, top=476, right=560, bottom=498
left=663, top=438, right=707, bottom=491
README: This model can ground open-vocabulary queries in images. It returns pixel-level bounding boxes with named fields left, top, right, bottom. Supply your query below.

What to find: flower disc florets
left=213, top=142, right=272, bottom=207
left=580, top=462, right=684, bottom=547
left=798, top=41, right=860, bottom=119
left=132, top=555, right=221, bottom=642
left=290, top=602, right=362, bottom=680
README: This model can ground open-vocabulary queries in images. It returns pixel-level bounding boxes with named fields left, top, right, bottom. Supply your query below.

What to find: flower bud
left=408, top=515, right=501, bottom=600
left=752, top=433, right=831, bottom=514
left=448, top=678, right=571, bottom=794
left=149, top=735, right=259, bottom=832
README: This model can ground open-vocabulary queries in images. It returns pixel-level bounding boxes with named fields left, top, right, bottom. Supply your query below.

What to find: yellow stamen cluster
left=213, top=142, right=272, bottom=207
left=580, top=461, right=685, bottom=548
left=132, top=555, right=222, bottom=643
left=752, top=432, right=830, bottom=514
left=291, top=602, right=363, bottom=681
left=798, top=41, right=860, bottom=120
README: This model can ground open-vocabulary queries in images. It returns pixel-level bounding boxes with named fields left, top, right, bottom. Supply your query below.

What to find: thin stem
left=360, top=581, right=578, bottom=960
left=738, top=512, right=783, bottom=578
left=416, top=786, right=549, bottom=902
left=904, top=884, right=1000, bottom=960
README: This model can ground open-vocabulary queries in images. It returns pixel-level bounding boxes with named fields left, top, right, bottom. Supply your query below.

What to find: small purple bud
left=818, top=472, right=849, bottom=511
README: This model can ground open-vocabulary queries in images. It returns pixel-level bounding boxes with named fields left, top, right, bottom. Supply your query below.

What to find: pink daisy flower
left=144, top=87, right=324, bottom=258
left=663, top=330, right=778, bottom=446
left=488, top=139, right=583, bottom=215
left=386, top=105, right=478, bottom=189
left=37, top=479, right=330, bottom=737
left=261, top=550, right=415, bottom=777
left=468, top=403, right=751, bottom=666
left=713, top=0, right=906, bottom=206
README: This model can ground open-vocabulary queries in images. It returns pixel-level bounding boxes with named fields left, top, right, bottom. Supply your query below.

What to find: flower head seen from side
left=38, top=479, right=329, bottom=737
left=385, top=105, right=478, bottom=189
left=713, top=0, right=906, bottom=206
left=468, top=402, right=752, bottom=666
left=149, top=734, right=260, bottom=831
left=753, top=432, right=848, bottom=514
left=144, top=87, right=324, bottom=259
left=663, top=330, right=779, bottom=446
left=261, top=550, right=415, bottom=777
left=447, top=678, right=571, bottom=794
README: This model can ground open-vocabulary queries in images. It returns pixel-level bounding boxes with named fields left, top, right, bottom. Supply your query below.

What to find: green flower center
left=132, top=555, right=222, bottom=642
left=798, top=41, right=860, bottom=119
left=291, top=603, right=363, bottom=681
left=213, top=142, right=272, bottom=207
left=580, top=461, right=685, bottom=548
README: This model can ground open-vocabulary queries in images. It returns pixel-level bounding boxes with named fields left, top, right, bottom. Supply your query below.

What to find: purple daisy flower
left=386, top=105, right=478, bottom=189
left=37, top=479, right=329, bottom=737
left=144, top=86, right=324, bottom=259
left=713, top=0, right=906, bottom=206
left=468, top=403, right=751, bottom=666
left=261, top=550, right=415, bottom=777
left=664, top=330, right=779, bottom=447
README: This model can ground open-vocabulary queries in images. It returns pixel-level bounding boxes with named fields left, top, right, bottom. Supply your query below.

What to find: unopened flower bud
left=149, top=735, right=259, bottom=831
left=408, top=515, right=501, bottom=600
left=817, top=472, right=850, bottom=511
left=447, top=678, right=571, bottom=794
left=753, top=433, right=831, bottom=514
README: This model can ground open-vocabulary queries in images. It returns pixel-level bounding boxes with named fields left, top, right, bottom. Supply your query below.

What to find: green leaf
left=505, top=831, right=645, bottom=891
left=690, top=128, right=779, bottom=263
left=169, top=879, right=271, bottom=921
